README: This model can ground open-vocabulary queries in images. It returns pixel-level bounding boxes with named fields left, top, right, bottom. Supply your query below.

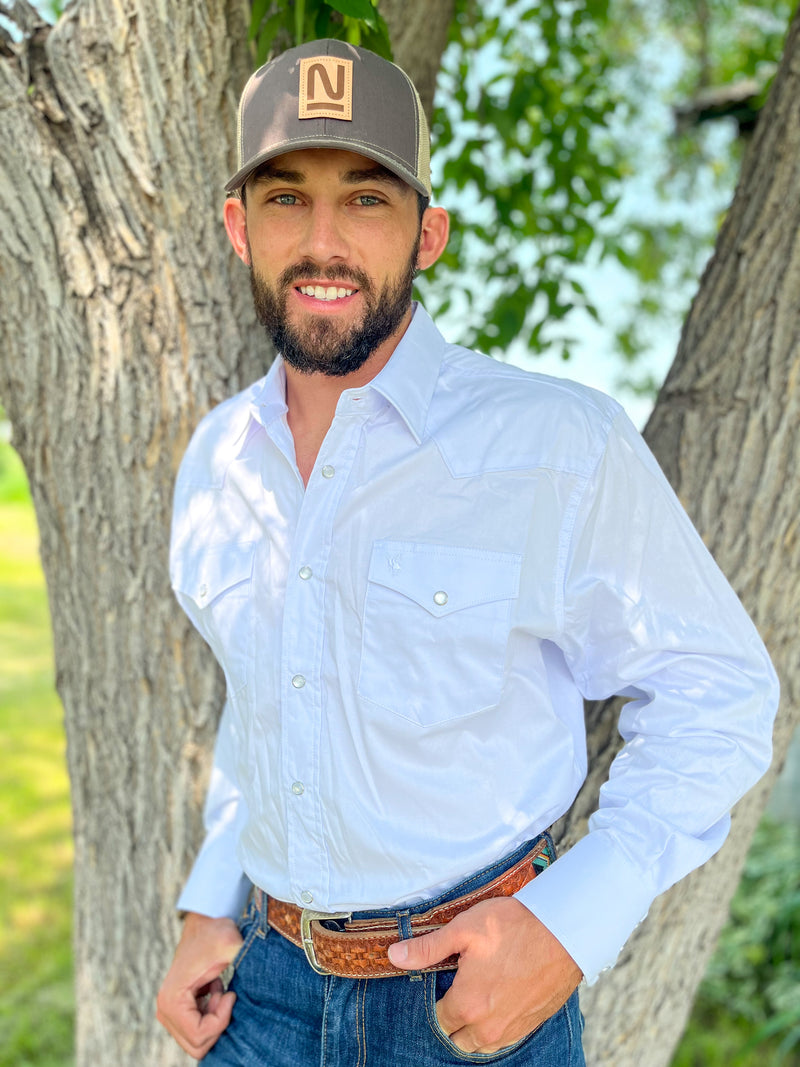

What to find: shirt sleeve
left=176, top=696, right=253, bottom=920
left=516, top=408, right=779, bottom=983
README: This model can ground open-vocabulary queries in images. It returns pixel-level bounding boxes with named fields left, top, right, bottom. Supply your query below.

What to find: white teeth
left=299, top=285, right=355, bottom=301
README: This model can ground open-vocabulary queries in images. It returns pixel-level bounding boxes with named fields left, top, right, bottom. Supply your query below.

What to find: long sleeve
left=517, top=409, right=779, bottom=983
left=176, top=697, right=253, bottom=920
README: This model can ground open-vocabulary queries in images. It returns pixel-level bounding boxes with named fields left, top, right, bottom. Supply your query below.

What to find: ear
left=223, top=196, right=251, bottom=265
left=416, top=207, right=449, bottom=272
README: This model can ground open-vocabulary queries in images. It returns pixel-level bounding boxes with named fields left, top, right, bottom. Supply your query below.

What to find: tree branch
left=0, top=21, right=14, bottom=52
left=0, top=0, right=45, bottom=37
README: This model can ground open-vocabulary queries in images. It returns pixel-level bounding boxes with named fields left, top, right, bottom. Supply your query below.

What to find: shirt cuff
left=515, top=830, right=657, bottom=985
left=176, top=823, right=253, bottom=921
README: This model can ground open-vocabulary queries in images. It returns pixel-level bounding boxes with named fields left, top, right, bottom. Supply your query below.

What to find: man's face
left=236, top=149, right=424, bottom=377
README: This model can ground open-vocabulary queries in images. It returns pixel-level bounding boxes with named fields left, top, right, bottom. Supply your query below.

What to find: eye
left=354, top=194, right=382, bottom=207
left=272, top=193, right=299, bottom=206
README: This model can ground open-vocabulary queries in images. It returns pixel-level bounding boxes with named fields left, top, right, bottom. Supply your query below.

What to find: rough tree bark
left=0, top=3, right=260, bottom=1062
left=0, top=1, right=795, bottom=1065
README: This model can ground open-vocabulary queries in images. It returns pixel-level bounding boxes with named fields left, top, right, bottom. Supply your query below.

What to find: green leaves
left=418, top=0, right=626, bottom=359
left=325, top=0, right=379, bottom=20
left=417, top=0, right=790, bottom=377
left=249, top=0, right=392, bottom=62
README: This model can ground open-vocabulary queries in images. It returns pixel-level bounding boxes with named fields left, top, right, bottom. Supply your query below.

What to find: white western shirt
left=170, top=304, right=778, bottom=983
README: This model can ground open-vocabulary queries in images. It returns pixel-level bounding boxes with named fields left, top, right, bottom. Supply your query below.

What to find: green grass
left=0, top=441, right=75, bottom=1067
left=0, top=432, right=34, bottom=504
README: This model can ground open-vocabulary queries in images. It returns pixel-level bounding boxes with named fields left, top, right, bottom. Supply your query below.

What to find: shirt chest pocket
left=173, top=540, right=257, bottom=694
left=358, top=541, right=522, bottom=726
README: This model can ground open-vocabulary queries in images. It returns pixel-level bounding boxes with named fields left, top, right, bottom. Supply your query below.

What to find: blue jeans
left=202, top=836, right=585, bottom=1066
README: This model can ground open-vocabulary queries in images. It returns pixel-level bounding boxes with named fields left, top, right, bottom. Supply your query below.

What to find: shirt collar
left=239, top=302, right=447, bottom=447
left=369, top=303, right=447, bottom=444
left=249, top=356, right=288, bottom=429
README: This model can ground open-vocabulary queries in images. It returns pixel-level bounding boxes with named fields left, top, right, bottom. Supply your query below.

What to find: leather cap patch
left=299, top=56, right=353, bottom=120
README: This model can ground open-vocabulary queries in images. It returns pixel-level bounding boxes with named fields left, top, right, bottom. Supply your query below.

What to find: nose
left=297, top=202, right=350, bottom=264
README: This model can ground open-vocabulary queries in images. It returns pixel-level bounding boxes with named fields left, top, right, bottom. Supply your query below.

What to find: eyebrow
left=341, top=166, right=410, bottom=194
left=251, top=164, right=304, bottom=185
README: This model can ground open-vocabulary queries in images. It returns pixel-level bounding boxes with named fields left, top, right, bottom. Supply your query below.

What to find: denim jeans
left=202, top=835, right=585, bottom=1067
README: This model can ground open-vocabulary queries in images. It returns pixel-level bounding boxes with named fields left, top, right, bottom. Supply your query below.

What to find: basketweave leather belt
left=255, top=835, right=555, bottom=978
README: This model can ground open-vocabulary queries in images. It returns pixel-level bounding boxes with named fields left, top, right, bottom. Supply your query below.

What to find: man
left=156, top=39, right=778, bottom=1066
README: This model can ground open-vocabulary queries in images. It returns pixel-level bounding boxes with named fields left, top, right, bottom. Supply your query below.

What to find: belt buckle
left=300, top=909, right=352, bottom=975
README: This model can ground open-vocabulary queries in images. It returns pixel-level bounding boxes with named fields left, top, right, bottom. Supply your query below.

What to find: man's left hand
left=387, top=897, right=582, bottom=1055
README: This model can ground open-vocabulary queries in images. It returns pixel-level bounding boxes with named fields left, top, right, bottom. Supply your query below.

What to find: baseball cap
left=226, top=39, right=431, bottom=198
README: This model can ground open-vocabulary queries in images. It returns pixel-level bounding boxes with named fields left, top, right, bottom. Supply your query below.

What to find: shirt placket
left=279, top=404, right=366, bottom=908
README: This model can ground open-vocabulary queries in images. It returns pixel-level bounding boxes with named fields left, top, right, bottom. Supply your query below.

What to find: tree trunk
left=0, top=1, right=795, bottom=1064
left=0, top=2, right=259, bottom=1063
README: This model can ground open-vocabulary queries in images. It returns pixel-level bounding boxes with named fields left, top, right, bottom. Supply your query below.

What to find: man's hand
left=387, top=898, right=582, bottom=1055
left=156, top=911, right=243, bottom=1060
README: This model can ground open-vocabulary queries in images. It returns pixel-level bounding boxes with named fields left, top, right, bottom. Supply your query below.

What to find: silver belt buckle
left=300, top=909, right=352, bottom=975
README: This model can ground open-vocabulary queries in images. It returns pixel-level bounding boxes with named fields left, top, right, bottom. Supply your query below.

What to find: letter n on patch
left=299, top=57, right=353, bottom=120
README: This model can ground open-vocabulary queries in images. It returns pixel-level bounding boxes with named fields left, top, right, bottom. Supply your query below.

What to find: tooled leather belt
left=255, top=835, right=555, bottom=978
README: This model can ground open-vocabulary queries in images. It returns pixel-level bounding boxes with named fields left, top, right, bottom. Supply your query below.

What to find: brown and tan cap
left=226, top=39, right=431, bottom=198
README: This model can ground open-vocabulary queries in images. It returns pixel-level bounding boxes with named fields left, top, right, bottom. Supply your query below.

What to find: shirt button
left=299, top=565, right=313, bottom=580
left=301, top=890, right=314, bottom=904
left=433, top=590, right=449, bottom=606
left=199, top=583, right=208, bottom=599
left=291, top=781, right=305, bottom=795
left=291, top=674, right=306, bottom=689
left=321, top=465, right=335, bottom=479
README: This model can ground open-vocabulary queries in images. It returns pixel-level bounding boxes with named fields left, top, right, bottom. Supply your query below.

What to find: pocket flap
left=173, top=540, right=256, bottom=606
left=367, top=541, right=522, bottom=617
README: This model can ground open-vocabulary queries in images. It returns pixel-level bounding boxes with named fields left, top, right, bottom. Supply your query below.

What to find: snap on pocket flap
left=174, top=541, right=256, bottom=606
left=367, top=541, right=522, bottom=617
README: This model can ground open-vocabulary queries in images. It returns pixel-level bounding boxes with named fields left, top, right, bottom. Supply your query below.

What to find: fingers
left=198, top=989, right=237, bottom=1049
left=387, top=922, right=463, bottom=970
left=435, top=979, right=526, bottom=1056
left=436, top=994, right=512, bottom=1055
left=156, top=913, right=244, bottom=1058
left=156, top=981, right=237, bottom=1059
left=434, top=982, right=463, bottom=1040
left=419, top=899, right=583, bottom=1055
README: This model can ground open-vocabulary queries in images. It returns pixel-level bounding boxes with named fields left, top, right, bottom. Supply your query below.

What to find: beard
left=249, top=238, right=419, bottom=377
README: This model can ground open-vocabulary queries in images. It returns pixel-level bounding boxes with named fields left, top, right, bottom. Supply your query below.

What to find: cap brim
left=225, top=138, right=430, bottom=198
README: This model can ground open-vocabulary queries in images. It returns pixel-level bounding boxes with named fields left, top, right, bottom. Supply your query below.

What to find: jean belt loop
left=253, top=886, right=268, bottom=937
left=396, top=908, right=423, bottom=982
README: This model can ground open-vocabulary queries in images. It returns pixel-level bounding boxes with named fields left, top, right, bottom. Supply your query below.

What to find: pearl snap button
left=291, top=674, right=306, bottom=689
left=321, top=465, right=335, bottom=479
left=299, top=566, right=313, bottom=580
left=301, top=890, right=314, bottom=904
left=291, top=781, right=305, bottom=795
left=433, top=590, right=449, bottom=606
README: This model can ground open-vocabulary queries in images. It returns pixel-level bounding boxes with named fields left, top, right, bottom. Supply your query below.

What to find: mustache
left=278, top=261, right=372, bottom=292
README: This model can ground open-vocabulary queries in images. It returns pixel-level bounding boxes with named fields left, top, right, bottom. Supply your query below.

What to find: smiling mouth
left=297, top=285, right=358, bottom=302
